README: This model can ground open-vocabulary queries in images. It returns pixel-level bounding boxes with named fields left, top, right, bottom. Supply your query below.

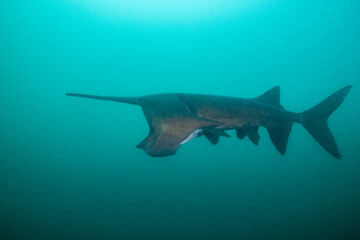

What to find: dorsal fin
left=254, top=86, right=283, bottom=109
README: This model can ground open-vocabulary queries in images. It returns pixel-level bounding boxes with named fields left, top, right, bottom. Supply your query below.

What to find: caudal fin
left=300, top=86, right=352, bottom=159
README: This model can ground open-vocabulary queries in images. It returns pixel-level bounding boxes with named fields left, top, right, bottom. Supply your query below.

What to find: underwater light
left=70, top=0, right=262, bottom=23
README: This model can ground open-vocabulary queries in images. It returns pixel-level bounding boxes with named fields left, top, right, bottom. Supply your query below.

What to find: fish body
left=66, top=86, right=352, bottom=158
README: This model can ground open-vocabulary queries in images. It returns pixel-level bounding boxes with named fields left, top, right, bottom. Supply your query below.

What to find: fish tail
left=298, top=86, right=352, bottom=159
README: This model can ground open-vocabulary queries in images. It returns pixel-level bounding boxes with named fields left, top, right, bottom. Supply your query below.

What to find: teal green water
left=1, top=1, right=360, bottom=239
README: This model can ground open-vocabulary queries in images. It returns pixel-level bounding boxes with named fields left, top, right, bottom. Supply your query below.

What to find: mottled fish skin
left=66, top=85, right=352, bottom=158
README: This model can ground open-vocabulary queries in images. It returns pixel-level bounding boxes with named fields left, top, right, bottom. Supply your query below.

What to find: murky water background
left=1, top=1, right=360, bottom=239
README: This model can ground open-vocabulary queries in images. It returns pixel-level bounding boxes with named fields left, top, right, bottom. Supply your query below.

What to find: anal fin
left=266, top=122, right=293, bottom=155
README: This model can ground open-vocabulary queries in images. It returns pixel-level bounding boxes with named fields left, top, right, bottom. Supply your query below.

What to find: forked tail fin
left=66, top=93, right=142, bottom=105
left=299, top=86, right=352, bottom=159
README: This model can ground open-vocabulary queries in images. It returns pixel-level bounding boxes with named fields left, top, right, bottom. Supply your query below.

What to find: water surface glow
left=70, top=0, right=263, bottom=23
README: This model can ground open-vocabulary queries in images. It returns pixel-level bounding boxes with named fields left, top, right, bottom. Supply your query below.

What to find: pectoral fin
left=203, top=131, right=220, bottom=145
left=202, top=128, right=230, bottom=145
left=204, top=128, right=230, bottom=138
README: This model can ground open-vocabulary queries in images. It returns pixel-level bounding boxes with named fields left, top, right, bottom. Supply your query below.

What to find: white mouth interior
left=180, top=129, right=203, bottom=145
